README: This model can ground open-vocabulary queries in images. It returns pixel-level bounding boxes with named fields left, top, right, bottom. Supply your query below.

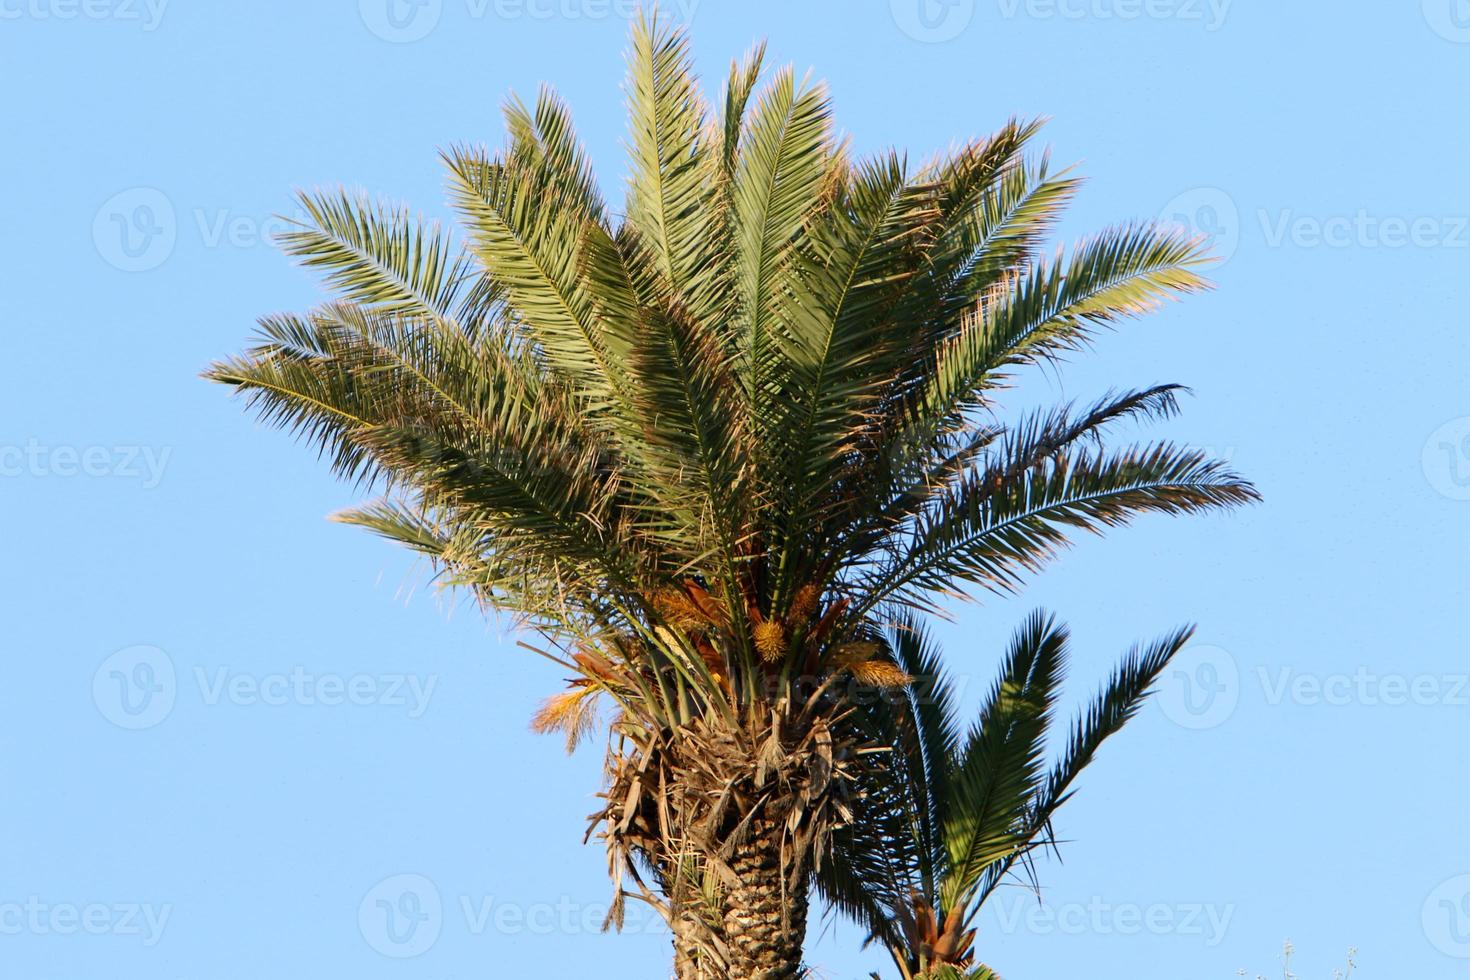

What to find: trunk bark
left=671, top=914, right=713, bottom=980
left=720, top=815, right=808, bottom=980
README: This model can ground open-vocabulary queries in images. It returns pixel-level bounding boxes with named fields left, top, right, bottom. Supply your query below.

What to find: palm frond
left=730, top=64, right=834, bottom=385
left=972, top=624, right=1193, bottom=905
left=623, top=12, right=725, bottom=323
left=278, top=190, right=477, bottom=321
left=908, top=222, right=1213, bottom=442
left=938, top=610, right=1066, bottom=912
left=720, top=41, right=767, bottom=179
left=443, top=143, right=633, bottom=413
left=857, top=442, right=1257, bottom=618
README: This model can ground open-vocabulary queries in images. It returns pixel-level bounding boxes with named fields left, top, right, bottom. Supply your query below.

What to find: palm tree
left=206, top=13, right=1255, bottom=978
left=822, top=612, right=1192, bottom=979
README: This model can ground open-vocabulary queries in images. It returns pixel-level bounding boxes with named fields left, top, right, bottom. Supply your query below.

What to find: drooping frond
left=907, top=222, right=1213, bottom=441
left=278, top=190, right=484, bottom=323
left=855, top=442, right=1258, bottom=619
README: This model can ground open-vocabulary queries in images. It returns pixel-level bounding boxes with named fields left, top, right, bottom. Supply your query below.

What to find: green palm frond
left=938, top=610, right=1065, bottom=912
left=831, top=612, right=1189, bottom=977
left=731, top=64, right=834, bottom=386
left=972, top=623, right=1193, bottom=907
left=720, top=41, right=767, bottom=180
left=856, top=442, right=1256, bottom=619
left=885, top=618, right=962, bottom=897
left=849, top=382, right=1190, bottom=572
left=503, top=86, right=608, bottom=223
left=624, top=11, right=725, bottom=323
left=909, top=222, right=1213, bottom=442
left=278, top=191, right=480, bottom=322
left=625, top=301, right=751, bottom=567
left=442, top=143, right=633, bottom=413
left=820, top=617, right=957, bottom=952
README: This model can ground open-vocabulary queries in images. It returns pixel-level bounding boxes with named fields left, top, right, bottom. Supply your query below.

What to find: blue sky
left=3, top=2, right=1468, bottom=977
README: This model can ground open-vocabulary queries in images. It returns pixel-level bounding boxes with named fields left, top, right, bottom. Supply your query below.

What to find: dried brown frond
left=573, top=647, right=618, bottom=681
left=694, top=637, right=725, bottom=675
left=530, top=686, right=598, bottom=753
left=682, top=580, right=729, bottom=628
left=809, top=596, right=849, bottom=645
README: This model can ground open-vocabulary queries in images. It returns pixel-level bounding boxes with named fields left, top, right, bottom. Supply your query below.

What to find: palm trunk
left=601, top=713, right=846, bottom=980
left=720, top=814, right=808, bottom=980
left=672, top=914, right=714, bottom=980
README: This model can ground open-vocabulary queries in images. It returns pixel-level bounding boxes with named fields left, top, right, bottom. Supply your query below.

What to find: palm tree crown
left=207, top=14, right=1256, bottom=978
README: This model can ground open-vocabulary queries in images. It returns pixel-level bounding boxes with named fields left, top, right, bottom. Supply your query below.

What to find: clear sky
left=3, top=2, right=1467, bottom=978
